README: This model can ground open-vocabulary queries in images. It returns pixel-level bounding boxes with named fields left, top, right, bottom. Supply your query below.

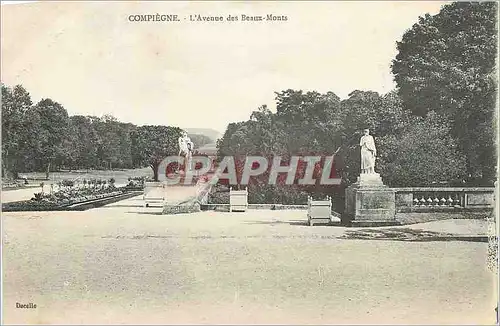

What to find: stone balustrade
left=394, top=187, right=495, bottom=212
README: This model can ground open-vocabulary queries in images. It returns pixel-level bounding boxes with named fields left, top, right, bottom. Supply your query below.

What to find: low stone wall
left=201, top=203, right=308, bottom=212
left=396, top=211, right=490, bottom=225
left=68, top=191, right=142, bottom=210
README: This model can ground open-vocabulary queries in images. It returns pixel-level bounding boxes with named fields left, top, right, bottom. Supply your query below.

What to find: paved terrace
left=2, top=187, right=497, bottom=324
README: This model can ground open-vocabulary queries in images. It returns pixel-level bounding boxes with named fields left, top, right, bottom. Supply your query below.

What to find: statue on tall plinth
left=345, top=128, right=396, bottom=225
left=178, top=131, right=194, bottom=172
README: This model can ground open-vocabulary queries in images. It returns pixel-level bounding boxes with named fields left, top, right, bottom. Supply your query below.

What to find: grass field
left=20, top=167, right=153, bottom=185
left=2, top=168, right=153, bottom=204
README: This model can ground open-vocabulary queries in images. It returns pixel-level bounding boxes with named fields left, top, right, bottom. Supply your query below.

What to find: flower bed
left=122, top=176, right=150, bottom=191
left=2, top=186, right=126, bottom=211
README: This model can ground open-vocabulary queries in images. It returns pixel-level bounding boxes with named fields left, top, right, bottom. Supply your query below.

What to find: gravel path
left=1, top=187, right=43, bottom=203
left=2, top=205, right=496, bottom=325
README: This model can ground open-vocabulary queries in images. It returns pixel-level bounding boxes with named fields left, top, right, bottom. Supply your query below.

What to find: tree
left=1, top=84, right=32, bottom=178
left=215, top=90, right=346, bottom=202
left=25, top=98, right=70, bottom=178
left=2, top=83, right=190, bottom=175
left=216, top=121, right=246, bottom=160
left=67, top=115, right=100, bottom=169
left=61, top=119, right=80, bottom=170
left=336, top=90, right=415, bottom=184
left=392, top=2, right=497, bottom=185
left=93, top=115, right=123, bottom=170
left=378, top=112, right=467, bottom=186
left=188, top=133, right=213, bottom=149
left=116, top=122, right=136, bottom=169
left=215, top=86, right=472, bottom=207
left=275, top=90, right=342, bottom=154
left=131, top=125, right=182, bottom=181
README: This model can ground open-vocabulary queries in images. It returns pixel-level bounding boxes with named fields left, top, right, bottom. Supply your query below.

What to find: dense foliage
left=217, top=89, right=471, bottom=186
left=1, top=84, right=214, bottom=180
left=215, top=2, right=496, bottom=207
left=392, top=1, right=497, bottom=185
left=214, top=89, right=472, bottom=209
left=131, top=125, right=182, bottom=181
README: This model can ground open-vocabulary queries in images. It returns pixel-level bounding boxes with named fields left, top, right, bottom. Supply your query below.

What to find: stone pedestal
left=345, top=173, right=397, bottom=226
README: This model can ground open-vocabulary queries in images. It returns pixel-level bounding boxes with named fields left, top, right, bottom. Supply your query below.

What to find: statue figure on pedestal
left=178, top=131, right=194, bottom=172
left=345, top=129, right=395, bottom=225
left=360, top=129, right=376, bottom=174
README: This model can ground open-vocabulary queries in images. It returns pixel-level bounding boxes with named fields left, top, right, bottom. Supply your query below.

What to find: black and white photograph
left=1, top=1, right=498, bottom=324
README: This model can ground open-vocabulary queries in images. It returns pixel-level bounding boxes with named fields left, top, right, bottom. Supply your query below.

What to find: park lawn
left=19, top=167, right=153, bottom=185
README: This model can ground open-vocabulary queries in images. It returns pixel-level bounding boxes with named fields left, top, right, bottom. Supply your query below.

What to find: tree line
left=2, top=2, right=496, bottom=192
left=1, top=84, right=213, bottom=179
left=216, top=2, right=497, bottom=195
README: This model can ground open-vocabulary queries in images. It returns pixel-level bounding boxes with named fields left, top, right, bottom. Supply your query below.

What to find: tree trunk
left=45, top=161, right=51, bottom=180
left=3, top=156, right=19, bottom=180
left=1, top=159, right=6, bottom=179
left=5, top=157, right=19, bottom=180
left=152, top=164, right=159, bottom=182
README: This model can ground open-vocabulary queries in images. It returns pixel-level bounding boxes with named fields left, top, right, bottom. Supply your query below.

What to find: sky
left=1, top=1, right=449, bottom=133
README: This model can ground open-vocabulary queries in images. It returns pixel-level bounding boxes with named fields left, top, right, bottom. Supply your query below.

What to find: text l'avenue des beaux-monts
left=190, top=14, right=288, bottom=22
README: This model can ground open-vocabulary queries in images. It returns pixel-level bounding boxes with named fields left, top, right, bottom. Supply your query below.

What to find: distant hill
left=197, top=143, right=218, bottom=155
left=184, top=128, right=222, bottom=142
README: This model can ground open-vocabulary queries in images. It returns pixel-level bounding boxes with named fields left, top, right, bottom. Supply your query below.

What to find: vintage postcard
left=1, top=1, right=498, bottom=324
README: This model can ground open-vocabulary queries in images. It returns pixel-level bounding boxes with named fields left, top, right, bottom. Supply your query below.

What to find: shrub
left=32, top=192, right=44, bottom=201
left=377, top=114, right=467, bottom=186
left=62, top=179, right=74, bottom=188
left=208, top=191, right=229, bottom=204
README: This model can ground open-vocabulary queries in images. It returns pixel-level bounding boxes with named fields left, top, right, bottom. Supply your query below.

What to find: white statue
left=360, top=129, right=376, bottom=174
left=178, top=131, right=194, bottom=171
